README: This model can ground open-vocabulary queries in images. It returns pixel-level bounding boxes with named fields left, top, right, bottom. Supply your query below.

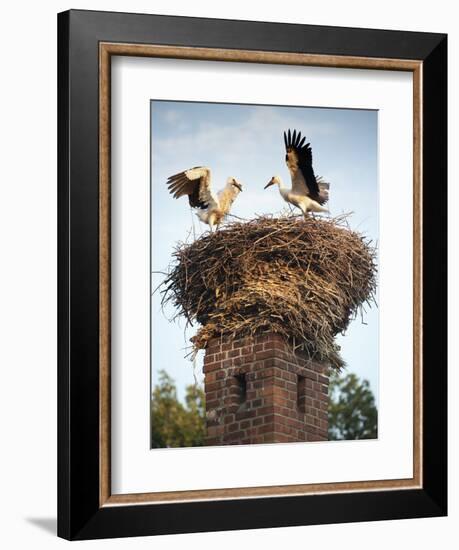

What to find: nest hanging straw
left=161, top=215, right=377, bottom=370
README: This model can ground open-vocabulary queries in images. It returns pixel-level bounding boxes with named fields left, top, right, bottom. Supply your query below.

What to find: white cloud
left=163, top=109, right=181, bottom=123
left=154, top=105, right=339, bottom=172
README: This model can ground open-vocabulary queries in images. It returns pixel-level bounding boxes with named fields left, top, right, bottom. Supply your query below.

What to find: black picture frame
left=58, top=9, right=447, bottom=540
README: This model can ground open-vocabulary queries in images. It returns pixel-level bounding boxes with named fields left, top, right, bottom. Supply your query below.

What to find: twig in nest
left=161, top=214, right=377, bottom=371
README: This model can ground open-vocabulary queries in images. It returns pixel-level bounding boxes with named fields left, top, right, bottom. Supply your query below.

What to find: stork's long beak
left=264, top=180, right=274, bottom=190
left=233, top=182, right=243, bottom=192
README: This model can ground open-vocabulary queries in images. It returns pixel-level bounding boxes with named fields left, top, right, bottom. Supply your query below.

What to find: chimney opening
left=297, top=374, right=306, bottom=413
left=234, top=373, right=247, bottom=407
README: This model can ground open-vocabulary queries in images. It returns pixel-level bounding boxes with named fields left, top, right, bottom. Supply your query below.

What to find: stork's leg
left=299, top=204, right=309, bottom=220
left=208, top=213, right=216, bottom=232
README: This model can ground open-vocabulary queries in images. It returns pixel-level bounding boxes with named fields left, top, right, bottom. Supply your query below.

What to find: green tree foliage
left=328, top=372, right=378, bottom=440
left=151, top=370, right=206, bottom=448
left=151, top=370, right=377, bottom=446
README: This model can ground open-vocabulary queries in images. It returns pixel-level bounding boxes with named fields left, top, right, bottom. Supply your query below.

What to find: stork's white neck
left=275, top=178, right=288, bottom=199
left=225, top=182, right=240, bottom=199
left=274, top=177, right=287, bottom=190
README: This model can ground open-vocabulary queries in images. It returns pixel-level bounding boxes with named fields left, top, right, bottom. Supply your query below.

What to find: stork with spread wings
left=265, top=129, right=330, bottom=217
left=167, top=167, right=243, bottom=231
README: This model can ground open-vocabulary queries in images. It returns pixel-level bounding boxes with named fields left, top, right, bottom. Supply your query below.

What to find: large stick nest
left=161, top=215, right=377, bottom=370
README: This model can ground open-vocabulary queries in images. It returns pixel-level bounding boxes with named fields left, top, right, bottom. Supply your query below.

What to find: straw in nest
left=161, top=215, right=377, bottom=370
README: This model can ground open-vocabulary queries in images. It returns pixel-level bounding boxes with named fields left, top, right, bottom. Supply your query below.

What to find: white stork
left=167, top=167, right=243, bottom=230
left=265, top=129, right=329, bottom=217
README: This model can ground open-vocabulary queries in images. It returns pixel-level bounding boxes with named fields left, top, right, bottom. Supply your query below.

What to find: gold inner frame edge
left=99, top=42, right=423, bottom=507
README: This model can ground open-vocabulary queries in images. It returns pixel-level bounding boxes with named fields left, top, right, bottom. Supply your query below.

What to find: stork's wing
left=166, top=166, right=218, bottom=209
left=284, top=129, right=322, bottom=202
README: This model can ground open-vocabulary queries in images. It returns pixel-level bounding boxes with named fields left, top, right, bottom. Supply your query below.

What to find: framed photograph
left=58, top=9, right=447, bottom=540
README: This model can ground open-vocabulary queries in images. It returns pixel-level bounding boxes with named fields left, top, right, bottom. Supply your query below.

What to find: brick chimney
left=203, top=332, right=329, bottom=445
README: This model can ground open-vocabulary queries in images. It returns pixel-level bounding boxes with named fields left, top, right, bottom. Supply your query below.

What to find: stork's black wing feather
left=188, top=186, right=208, bottom=209
left=166, top=166, right=210, bottom=209
left=284, top=129, right=321, bottom=200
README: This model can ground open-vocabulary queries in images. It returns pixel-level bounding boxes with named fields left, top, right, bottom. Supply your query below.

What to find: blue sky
left=151, top=100, right=379, bottom=404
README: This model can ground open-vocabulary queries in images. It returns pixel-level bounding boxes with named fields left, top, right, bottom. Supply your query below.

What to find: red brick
left=255, top=350, right=278, bottom=361
left=257, top=423, right=276, bottom=435
left=227, top=422, right=240, bottom=433
left=205, top=381, right=222, bottom=393
left=207, top=340, right=221, bottom=352
left=203, top=332, right=329, bottom=446
left=234, top=355, right=255, bottom=366
left=205, top=372, right=217, bottom=383
left=260, top=385, right=275, bottom=398
left=223, top=431, right=245, bottom=442
left=235, top=409, right=256, bottom=420
left=263, top=340, right=286, bottom=351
